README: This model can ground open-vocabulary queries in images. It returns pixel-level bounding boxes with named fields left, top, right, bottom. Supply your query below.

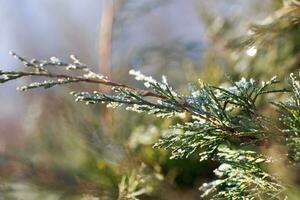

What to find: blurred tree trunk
left=99, top=0, right=114, bottom=80
left=99, top=0, right=114, bottom=134
left=99, top=0, right=123, bottom=134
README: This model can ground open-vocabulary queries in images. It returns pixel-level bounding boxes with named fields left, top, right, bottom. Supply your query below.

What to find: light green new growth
left=118, top=166, right=153, bottom=200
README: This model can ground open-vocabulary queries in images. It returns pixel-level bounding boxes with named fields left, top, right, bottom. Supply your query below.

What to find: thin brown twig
left=4, top=70, right=167, bottom=99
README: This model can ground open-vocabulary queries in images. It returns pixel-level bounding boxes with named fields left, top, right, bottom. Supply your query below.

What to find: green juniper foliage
left=0, top=51, right=299, bottom=199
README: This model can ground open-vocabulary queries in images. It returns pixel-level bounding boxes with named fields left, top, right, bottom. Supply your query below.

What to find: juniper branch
left=1, top=52, right=299, bottom=199
left=0, top=53, right=289, bottom=147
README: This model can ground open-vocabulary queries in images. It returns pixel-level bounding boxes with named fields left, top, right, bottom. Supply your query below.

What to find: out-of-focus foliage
left=117, top=165, right=156, bottom=200
left=198, top=0, right=300, bottom=84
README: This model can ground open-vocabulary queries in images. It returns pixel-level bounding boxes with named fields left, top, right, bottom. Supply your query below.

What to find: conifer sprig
left=0, top=52, right=165, bottom=98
